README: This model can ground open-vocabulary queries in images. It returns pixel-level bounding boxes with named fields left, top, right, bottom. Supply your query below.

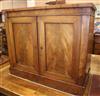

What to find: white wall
left=13, top=0, right=27, bottom=9
left=0, top=0, right=13, bottom=10
left=0, top=0, right=27, bottom=12
left=31, top=0, right=100, bottom=6
left=66, top=0, right=100, bottom=4
left=27, top=0, right=35, bottom=7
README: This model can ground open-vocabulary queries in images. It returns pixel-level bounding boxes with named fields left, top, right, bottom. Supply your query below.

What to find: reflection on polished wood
left=0, top=62, right=72, bottom=96
left=1, top=55, right=99, bottom=96
left=90, top=55, right=100, bottom=96
left=0, top=55, right=9, bottom=65
left=90, top=75, right=100, bottom=96
left=91, top=55, right=100, bottom=75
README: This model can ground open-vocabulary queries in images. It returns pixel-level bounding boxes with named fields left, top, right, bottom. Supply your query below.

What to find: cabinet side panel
left=79, top=16, right=92, bottom=84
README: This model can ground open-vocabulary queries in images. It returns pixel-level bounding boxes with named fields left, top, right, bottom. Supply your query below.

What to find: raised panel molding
left=8, top=17, right=39, bottom=74
left=44, top=23, right=74, bottom=79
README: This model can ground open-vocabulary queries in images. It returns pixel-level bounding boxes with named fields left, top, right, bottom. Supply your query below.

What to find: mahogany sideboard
left=4, top=3, right=96, bottom=95
left=93, top=32, right=100, bottom=55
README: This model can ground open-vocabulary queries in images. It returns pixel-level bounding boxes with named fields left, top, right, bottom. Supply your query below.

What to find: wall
left=12, top=0, right=27, bottom=9
left=0, top=0, right=27, bottom=11
left=66, top=0, right=100, bottom=4
left=34, top=0, right=100, bottom=6
left=27, top=0, right=35, bottom=7
left=0, top=0, right=12, bottom=11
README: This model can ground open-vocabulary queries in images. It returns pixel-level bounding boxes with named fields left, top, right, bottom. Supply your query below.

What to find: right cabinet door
left=38, top=16, right=81, bottom=83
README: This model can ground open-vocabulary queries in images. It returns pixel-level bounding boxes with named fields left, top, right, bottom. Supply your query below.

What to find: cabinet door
left=7, top=17, right=39, bottom=74
left=38, top=16, right=81, bottom=83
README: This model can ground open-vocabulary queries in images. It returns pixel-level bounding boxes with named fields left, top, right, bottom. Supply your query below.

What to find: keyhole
left=40, top=47, right=43, bottom=50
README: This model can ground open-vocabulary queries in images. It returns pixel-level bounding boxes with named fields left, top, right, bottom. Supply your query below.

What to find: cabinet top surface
left=3, top=3, right=96, bottom=12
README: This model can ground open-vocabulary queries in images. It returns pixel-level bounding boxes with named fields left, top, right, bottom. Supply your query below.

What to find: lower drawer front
left=94, top=50, right=100, bottom=55
left=95, top=36, right=100, bottom=43
left=95, top=44, right=100, bottom=49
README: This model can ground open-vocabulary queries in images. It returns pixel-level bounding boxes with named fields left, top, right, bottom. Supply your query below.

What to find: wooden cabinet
left=4, top=3, right=96, bottom=95
left=93, top=33, right=100, bottom=55
left=0, top=12, right=2, bottom=53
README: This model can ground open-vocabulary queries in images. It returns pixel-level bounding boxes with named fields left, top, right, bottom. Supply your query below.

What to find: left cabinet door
left=7, top=17, right=39, bottom=74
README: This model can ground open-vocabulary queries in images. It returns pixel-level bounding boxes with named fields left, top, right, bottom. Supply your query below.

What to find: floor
left=0, top=55, right=9, bottom=65
left=89, top=55, right=100, bottom=96
left=90, top=75, right=100, bottom=96
left=0, top=55, right=100, bottom=96
left=0, top=63, right=73, bottom=96
left=91, top=55, right=100, bottom=75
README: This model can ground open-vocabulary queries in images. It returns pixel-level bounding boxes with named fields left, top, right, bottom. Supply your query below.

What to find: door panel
left=8, top=17, right=39, bottom=74
left=38, top=16, right=81, bottom=83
